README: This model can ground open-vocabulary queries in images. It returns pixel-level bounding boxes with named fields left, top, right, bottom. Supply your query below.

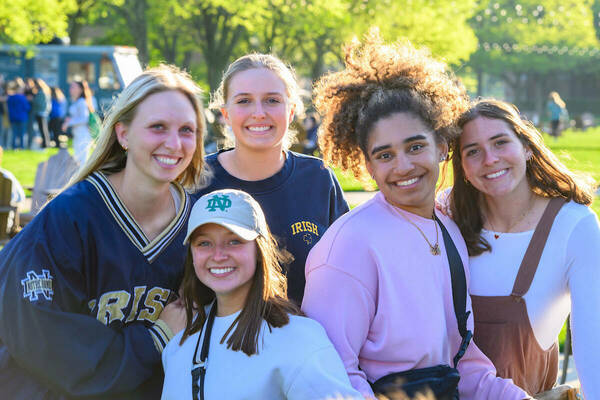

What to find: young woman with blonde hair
left=195, top=53, right=348, bottom=304
left=0, top=64, right=208, bottom=399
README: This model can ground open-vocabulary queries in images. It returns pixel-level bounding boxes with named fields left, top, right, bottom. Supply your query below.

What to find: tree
left=0, top=0, right=76, bottom=45
left=369, top=0, right=478, bottom=66
left=468, top=0, right=599, bottom=104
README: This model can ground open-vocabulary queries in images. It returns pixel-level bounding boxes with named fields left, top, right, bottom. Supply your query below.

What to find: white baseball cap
left=184, top=189, right=269, bottom=244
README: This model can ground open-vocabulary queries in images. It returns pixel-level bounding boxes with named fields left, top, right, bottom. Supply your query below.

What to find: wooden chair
left=0, top=174, right=18, bottom=245
left=20, top=148, right=79, bottom=225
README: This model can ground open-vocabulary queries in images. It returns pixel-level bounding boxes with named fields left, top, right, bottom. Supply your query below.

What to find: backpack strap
left=435, top=215, right=473, bottom=368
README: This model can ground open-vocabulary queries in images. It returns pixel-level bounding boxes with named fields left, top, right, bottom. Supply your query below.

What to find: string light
left=477, top=42, right=600, bottom=57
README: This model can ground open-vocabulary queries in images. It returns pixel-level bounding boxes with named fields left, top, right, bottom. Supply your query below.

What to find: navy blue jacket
left=0, top=172, right=190, bottom=399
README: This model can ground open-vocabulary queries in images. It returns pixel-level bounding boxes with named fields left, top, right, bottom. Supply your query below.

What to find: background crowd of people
left=0, top=76, right=96, bottom=165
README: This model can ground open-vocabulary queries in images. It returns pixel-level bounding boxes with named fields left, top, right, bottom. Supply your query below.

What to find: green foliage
left=370, top=0, right=478, bottom=66
left=0, top=0, right=76, bottom=44
left=469, top=0, right=600, bottom=75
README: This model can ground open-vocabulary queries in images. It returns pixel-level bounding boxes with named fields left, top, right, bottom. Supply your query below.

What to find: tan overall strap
left=511, top=197, right=566, bottom=298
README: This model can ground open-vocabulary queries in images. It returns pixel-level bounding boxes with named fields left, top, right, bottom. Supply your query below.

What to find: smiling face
left=221, top=68, right=294, bottom=153
left=365, top=112, right=446, bottom=218
left=460, top=116, right=531, bottom=200
left=115, top=90, right=197, bottom=188
left=190, top=223, right=257, bottom=313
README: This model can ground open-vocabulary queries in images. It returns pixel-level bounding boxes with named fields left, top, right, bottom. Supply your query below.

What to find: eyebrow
left=232, top=92, right=284, bottom=97
left=369, top=134, right=428, bottom=156
left=462, top=132, right=509, bottom=150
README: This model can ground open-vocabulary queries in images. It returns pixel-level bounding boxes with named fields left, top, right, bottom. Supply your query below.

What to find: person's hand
left=158, top=298, right=187, bottom=335
left=533, top=384, right=578, bottom=400
left=61, top=119, right=69, bottom=132
left=435, top=186, right=453, bottom=218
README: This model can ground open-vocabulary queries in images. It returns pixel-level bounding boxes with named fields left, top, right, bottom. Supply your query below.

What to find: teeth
left=486, top=169, right=507, bottom=179
left=210, top=267, right=234, bottom=275
left=396, top=177, right=419, bottom=187
left=156, top=156, right=178, bottom=165
left=248, top=126, right=270, bottom=132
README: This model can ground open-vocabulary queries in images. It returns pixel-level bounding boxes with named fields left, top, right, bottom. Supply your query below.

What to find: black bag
left=371, top=365, right=460, bottom=400
left=370, top=217, right=472, bottom=400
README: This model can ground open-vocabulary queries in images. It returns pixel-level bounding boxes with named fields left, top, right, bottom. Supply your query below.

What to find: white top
left=67, top=97, right=89, bottom=128
left=161, top=310, right=362, bottom=400
left=469, top=201, right=600, bottom=399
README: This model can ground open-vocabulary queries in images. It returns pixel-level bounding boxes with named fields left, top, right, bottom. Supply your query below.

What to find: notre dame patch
left=21, top=269, right=54, bottom=302
left=290, top=221, right=320, bottom=245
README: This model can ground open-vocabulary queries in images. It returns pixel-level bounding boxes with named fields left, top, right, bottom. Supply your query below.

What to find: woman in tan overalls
left=448, top=99, right=599, bottom=399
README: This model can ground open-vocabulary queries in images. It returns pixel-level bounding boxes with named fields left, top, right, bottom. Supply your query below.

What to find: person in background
left=449, top=99, right=599, bottom=399
left=161, top=189, right=361, bottom=399
left=193, top=53, right=348, bottom=304
left=24, top=78, right=36, bottom=149
left=302, top=31, right=530, bottom=400
left=0, top=65, right=208, bottom=399
left=301, top=113, right=319, bottom=155
left=32, top=78, right=52, bottom=148
left=547, top=91, right=567, bottom=138
left=6, top=80, right=30, bottom=150
left=49, top=86, right=68, bottom=145
left=62, top=80, right=94, bottom=165
left=0, top=145, right=26, bottom=233
left=0, top=75, right=8, bottom=148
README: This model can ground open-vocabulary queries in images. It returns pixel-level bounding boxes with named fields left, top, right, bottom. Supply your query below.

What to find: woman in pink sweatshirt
left=301, top=31, right=530, bottom=400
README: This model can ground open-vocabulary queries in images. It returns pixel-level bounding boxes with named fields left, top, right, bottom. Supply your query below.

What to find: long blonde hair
left=69, top=64, right=209, bottom=191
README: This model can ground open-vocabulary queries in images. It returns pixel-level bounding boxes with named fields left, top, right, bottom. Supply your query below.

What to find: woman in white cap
left=161, top=188, right=360, bottom=400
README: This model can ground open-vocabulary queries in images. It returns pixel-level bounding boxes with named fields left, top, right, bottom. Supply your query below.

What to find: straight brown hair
left=179, top=227, right=299, bottom=356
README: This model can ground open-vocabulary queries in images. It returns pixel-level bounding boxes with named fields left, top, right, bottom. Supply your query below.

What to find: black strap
left=191, top=303, right=217, bottom=400
left=435, top=215, right=473, bottom=368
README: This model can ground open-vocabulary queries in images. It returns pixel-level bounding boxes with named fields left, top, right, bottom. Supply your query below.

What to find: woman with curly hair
left=301, top=31, right=530, bottom=400
left=449, top=99, right=599, bottom=398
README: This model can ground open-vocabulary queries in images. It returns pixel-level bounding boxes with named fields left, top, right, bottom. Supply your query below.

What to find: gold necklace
left=486, top=194, right=536, bottom=239
left=393, top=206, right=441, bottom=256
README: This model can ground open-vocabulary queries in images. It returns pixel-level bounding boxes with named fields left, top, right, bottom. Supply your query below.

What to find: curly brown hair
left=313, top=28, right=469, bottom=182
left=450, top=99, right=596, bottom=256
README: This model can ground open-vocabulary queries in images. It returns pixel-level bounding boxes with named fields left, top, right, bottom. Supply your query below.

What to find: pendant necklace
left=393, top=206, right=441, bottom=256
left=486, top=194, right=536, bottom=239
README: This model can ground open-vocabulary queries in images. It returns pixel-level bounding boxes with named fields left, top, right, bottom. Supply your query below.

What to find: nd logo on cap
left=206, top=194, right=232, bottom=212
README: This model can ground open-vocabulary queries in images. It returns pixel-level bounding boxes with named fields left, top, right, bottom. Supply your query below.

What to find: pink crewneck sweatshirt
left=302, top=192, right=529, bottom=400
